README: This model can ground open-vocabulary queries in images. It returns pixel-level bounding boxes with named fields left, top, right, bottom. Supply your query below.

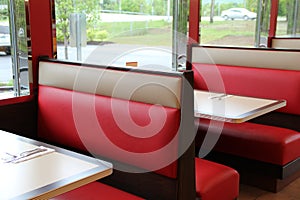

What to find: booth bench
left=191, top=45, right=300, bottom=192
left=36, top=58, right=239, bottom=200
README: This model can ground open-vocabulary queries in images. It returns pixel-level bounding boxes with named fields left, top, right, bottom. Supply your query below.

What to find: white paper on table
left=1, top=146, right=55, bottom=164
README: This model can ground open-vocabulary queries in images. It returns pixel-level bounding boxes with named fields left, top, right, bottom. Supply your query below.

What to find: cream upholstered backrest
left=272, top=38, right=300, bottom=49
left=39, top=61, right=182, bottom=109
left=192, top=46, right=300, bottom=71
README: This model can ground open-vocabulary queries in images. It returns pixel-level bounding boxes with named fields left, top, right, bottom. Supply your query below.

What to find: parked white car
left=0, top=25, right=11, bottom=55
left=221, top=8, right=257, bottom=20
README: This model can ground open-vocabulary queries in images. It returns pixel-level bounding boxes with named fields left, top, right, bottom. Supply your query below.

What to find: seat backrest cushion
left=38, top=61, right=187, bottom=179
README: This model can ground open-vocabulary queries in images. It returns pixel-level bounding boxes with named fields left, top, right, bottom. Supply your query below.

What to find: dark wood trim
left=250, top=112, right=300, bottom=132
left=204, top=151, right=300, bottom=180
left=240, top=168, right=300, bottom=193
left=100, top=169, right=177, bottom=200
left=283, top=158, right=300, bottom=178
left=203, top=151, right=300, bottom=192
left=204, top=151, right=283, bottom=178
left=99, top=142, right=195, bottom=200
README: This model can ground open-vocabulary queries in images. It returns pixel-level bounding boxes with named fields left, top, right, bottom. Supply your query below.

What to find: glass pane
left=200, top=0, right=258, bottom=47
left=276, top=0, right=300, bottom=37
left=10, top=0, right=30, bottom=96
left=255, top=0, right=270, bottom=47
left=0, top=0, right=13, bottom=98
left=54, top=0, right=187, bottom=71
left=0, top=0, right=29, bottom=99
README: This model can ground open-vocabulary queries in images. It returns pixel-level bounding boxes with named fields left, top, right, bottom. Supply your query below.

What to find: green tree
left=55, top=0, right=74, bottom=59
left=278, top=0, right=287, bottom=17
left=245, top=0, right=257, bottom=12
left=55, top=0, right=100, bottom=59
left=102, top=0, right=118, bottom=10
left=286, top=0, right=300, bottom=35
left=0, top=8, right=8, bottom=20
left=152, top=0, right=165, bottom=15
left=72, top=0, right=101, bottom=25
left=121, top=0, right=148, bottom=13
left=210, top=0, right=215, bottom=23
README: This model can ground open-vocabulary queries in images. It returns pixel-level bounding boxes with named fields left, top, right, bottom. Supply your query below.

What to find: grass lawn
left=108, top=28, right=172, bottom=46
left=201, top=20, right=256, bottom=40
left=61, top=17, right=289, bottom=47
left=99, top=20, right=172, bottom=46
left=99, top=19, right=261, bottom=47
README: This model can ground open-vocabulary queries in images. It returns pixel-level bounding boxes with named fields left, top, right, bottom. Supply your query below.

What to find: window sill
left=0, top=91, right=15, bottom=100
left=0, top=93, right=34, bottom=106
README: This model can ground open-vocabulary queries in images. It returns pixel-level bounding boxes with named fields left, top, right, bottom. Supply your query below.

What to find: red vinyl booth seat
left=37, top=58, right=241, bottom=199
left=196, top=118, right=300, bottom=165
left=52, top=159, right=240, bottom=200
left=37, top=59, right=196, bottom=199
left=38, top=85, right=180, bottom=179
left=193, top=63, right=300, bottom=165
left=195, top=158, right=239, bottom=200
left=51, top=182, right=144, bottom=200
left=192, top=60, right=300, bottom=192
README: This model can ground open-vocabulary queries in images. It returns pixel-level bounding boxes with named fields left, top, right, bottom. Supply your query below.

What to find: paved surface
left=0, top=54, right=12, bottom=83
left=57, top=43, right=174, bottom=71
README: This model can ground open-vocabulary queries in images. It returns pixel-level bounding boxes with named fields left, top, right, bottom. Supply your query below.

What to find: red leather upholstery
left=193, top=63, right=300, bottom=115
left=51, top=181, right=144, bottom=200
left=195, top=158, right=239, bottom=200
left=38, top=86, right=180, bottom=178
left=196, top=118, right=300, bottom=165
left=37, top=61, right=196, bottom=199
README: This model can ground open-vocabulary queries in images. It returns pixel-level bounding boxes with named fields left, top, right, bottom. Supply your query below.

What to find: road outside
left=57, top=43, right=173, bottom=71
left=0, top=53, right=12, bottom=83
left=0, top=43, right=173, bottom=84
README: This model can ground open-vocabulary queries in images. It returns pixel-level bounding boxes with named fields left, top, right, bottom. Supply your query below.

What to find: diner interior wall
left=0, top=0, right=54, bottom=139
left=0, top=0, right=56, bottom=138
left=28, top=0, right=55, bottom=91
left=0, top=99, right=37, bottom=138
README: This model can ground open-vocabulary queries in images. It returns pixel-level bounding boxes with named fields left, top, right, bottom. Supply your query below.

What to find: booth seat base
left=240, top=167, right=300, bottom=193
left=204, top=151, right=300, bottom=193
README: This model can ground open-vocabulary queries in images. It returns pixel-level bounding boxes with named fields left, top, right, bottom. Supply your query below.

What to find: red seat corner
left=195, top=158, right=239, bottom=200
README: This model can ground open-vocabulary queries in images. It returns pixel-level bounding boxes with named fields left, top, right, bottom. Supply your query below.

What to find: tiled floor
left=239, top=176, right=300, bottom=200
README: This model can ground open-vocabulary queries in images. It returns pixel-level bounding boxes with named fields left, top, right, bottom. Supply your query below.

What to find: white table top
left=0, top=130, right=113, bottom=200
left=194, top=90, right=286, bottom=123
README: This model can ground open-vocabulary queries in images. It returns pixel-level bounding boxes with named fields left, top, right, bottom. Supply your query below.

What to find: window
left=0, top=0, right=30, bottom=100
left=54, top=0, right=188, bottom=71
left=276, top=0, right=300, bottom=37
left=199, top=0, right=259, bottom=47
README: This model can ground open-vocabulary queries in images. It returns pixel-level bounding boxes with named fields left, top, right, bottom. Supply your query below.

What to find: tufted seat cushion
left=196, top=118, right=300, bottom=165
left=51, top=181, right=144, bottom=200
left=195, top=158, right=239, bottom=200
